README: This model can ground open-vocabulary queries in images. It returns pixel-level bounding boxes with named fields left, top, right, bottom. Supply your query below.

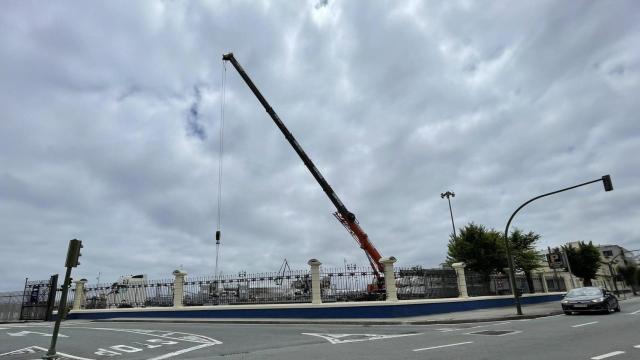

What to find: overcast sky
left=1, top=0, right=638, bottom=291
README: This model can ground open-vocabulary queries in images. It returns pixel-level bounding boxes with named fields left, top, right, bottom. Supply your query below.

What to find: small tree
left=509, top=229, right=544, bottom=293
left=563, top=241, right=601, bottom=286
left=447, top=223, right=507, bottom=279
left=617, top=263, right=638, bottom=295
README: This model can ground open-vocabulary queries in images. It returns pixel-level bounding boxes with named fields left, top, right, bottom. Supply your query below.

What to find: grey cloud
left=1, top=1, right=639, bottom=290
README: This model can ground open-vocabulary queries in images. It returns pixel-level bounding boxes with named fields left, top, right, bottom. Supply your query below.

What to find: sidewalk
left=95, top=301, right=564, bottom=325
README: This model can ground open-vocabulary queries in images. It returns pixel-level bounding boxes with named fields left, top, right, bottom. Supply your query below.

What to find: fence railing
left=183, top=270, right=311, bottom=306
left=78, top=279, right=174, bottom=309
left=0, top=291, right=23, bottom=322
left=396, top=267, right=459, bottom=299
left=319, top=267, right=384, bottom=302
left=40, top=265, right=571, bottom=311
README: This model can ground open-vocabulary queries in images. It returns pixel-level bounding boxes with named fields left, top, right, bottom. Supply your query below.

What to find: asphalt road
left=1, top=297, right=639, bottom=360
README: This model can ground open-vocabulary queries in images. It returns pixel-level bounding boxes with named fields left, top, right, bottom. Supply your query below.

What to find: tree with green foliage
left=617, top=263, right=638, bottom=295
left=447, top=223, right=507, bottom=278
left=563, top=241, right=601, bottom=286
left=509, top=229, right=544, bottom=293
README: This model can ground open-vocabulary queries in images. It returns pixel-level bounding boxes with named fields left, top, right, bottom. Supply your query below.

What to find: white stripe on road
left=572, top=321, right=598, bottom=328
left=634, top=345, right=640, bottom=349
left=413, top=341, right=473, bottom=352
left=590, top=351, right=625, bottom=359
left=630, top=308, right=640, bottom=315
left=147, top=343, right=215, bottom=360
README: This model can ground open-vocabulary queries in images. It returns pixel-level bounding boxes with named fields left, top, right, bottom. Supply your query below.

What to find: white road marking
left=590, top=351, right=626, bottom=359
left=0, top=346, right=95, bottom=360
left=73, top=327, right=221, bottom=344
left=54, top=352, right=96, bottom=360
left=413, top=341, right=474, bottom=352
left=634, top=345, right=640, bottom=349
left=572, top=321, right=598, bottom=328
left=0, top=346, right=47, bottom=357
left=147, top=343, right=215, bottom=360
left=630, top=308, right=640, bottom=315
left=435, top=328, right=461, bottom=332
left=302, top=332, right=422, bottom=344
left=7, top=330, right=67, bottom=337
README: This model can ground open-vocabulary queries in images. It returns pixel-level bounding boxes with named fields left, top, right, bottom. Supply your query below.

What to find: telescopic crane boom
left=222, top=53, right=384, bottom=278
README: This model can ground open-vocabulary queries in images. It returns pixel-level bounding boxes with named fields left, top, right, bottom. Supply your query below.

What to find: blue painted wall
left=66, top=294, right=562, bottom=320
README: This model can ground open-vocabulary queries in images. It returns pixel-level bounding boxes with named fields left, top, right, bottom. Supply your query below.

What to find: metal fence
left=319, top=267, right=384, bottom=302
left=465, top=272, right=566, bottom=296
left=77, top=279, right=174, bottom=309
left=183, top=270, right=311, bottom=305
left=396, top=267, right=459, bottom=299
left=0, top=291, right=23, bottom=322
left=465, top=272, right=527, bottom=296
left=49, top=267, right=572, bottom=310
left=545, top=275, right=567, bottom=292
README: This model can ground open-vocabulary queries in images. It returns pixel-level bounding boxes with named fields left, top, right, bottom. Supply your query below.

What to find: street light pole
left=441, top=191, right=457, bottom=238
left=504, top=175, right=613, bottom=316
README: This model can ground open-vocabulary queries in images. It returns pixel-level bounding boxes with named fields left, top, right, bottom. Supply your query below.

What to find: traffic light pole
left=43, top=266, right=72, bottom=359
left=43, top=239, right=82, bottom=360
left=504, top=175, right=613, bottom=316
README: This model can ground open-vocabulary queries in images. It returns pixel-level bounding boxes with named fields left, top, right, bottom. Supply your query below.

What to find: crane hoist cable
left=214, top=59, right=227, bottom=277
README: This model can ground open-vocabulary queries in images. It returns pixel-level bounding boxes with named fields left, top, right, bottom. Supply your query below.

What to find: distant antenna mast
left=214, top=59, right=227, bottom=277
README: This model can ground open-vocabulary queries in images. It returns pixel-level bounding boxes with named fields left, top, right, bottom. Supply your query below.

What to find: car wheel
left=614, top=303, right=621, bottom=312
left=564, top=311, right=572, bottom=315
left=604, top=303, right=613, bottom=314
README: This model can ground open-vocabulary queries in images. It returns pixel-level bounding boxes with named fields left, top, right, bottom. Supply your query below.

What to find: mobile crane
left=222, top=53, right=385, bottom=285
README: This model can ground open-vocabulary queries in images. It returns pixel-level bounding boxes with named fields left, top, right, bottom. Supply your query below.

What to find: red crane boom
left=222, top=53, right=385, bottom=279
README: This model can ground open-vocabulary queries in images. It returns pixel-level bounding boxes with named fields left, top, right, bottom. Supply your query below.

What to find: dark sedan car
left=561, top=287, right=620, bottom=314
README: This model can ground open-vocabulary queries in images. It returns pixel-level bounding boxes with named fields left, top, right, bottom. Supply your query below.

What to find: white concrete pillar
left=72, top=279, right=87, bottom=310
left=172, top=270, right=187, bottom=308
left=452, top=263, right=468, bottom=298
left=538, top=272, right=549, bottom=293
left=380, top=257, right=398, bottom=302
left=307, top=259, right=322, bottom=304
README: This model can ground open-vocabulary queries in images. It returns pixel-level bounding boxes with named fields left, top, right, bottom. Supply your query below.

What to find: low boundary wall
left=65, top=292, right=563, bottom=320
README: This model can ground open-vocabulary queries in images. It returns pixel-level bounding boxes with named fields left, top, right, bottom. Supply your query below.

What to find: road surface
left=1, top=297, right=639, bottom=360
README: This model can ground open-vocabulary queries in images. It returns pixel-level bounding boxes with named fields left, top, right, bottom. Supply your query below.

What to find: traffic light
left=602, top=175, right=613, bottom=192
left=65, top=239, right=83, bottom=268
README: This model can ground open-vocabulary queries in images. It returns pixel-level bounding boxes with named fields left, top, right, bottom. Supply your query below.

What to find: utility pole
left=440, top=191, right=457, bottom=238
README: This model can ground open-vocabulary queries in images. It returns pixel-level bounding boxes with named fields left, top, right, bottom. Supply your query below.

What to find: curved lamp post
left=441, top=191, right=457, bottom=237
left=505, top=175, right=613, bottom=315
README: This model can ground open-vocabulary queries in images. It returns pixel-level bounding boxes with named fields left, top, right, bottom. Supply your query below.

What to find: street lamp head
left=440, top=193, right=446, bottom=199
left=602, top=175, right=613, bottom=192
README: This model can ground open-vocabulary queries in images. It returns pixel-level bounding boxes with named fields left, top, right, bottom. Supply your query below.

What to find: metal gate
left=20, top=275, right=58, bottom=321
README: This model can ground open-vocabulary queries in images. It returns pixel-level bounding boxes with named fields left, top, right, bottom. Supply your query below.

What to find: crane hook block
left=215, top=230, right=221, bottom=242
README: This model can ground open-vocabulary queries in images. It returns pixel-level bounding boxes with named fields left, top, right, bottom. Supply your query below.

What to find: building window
left=602, top=250, right=613, bottom=257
